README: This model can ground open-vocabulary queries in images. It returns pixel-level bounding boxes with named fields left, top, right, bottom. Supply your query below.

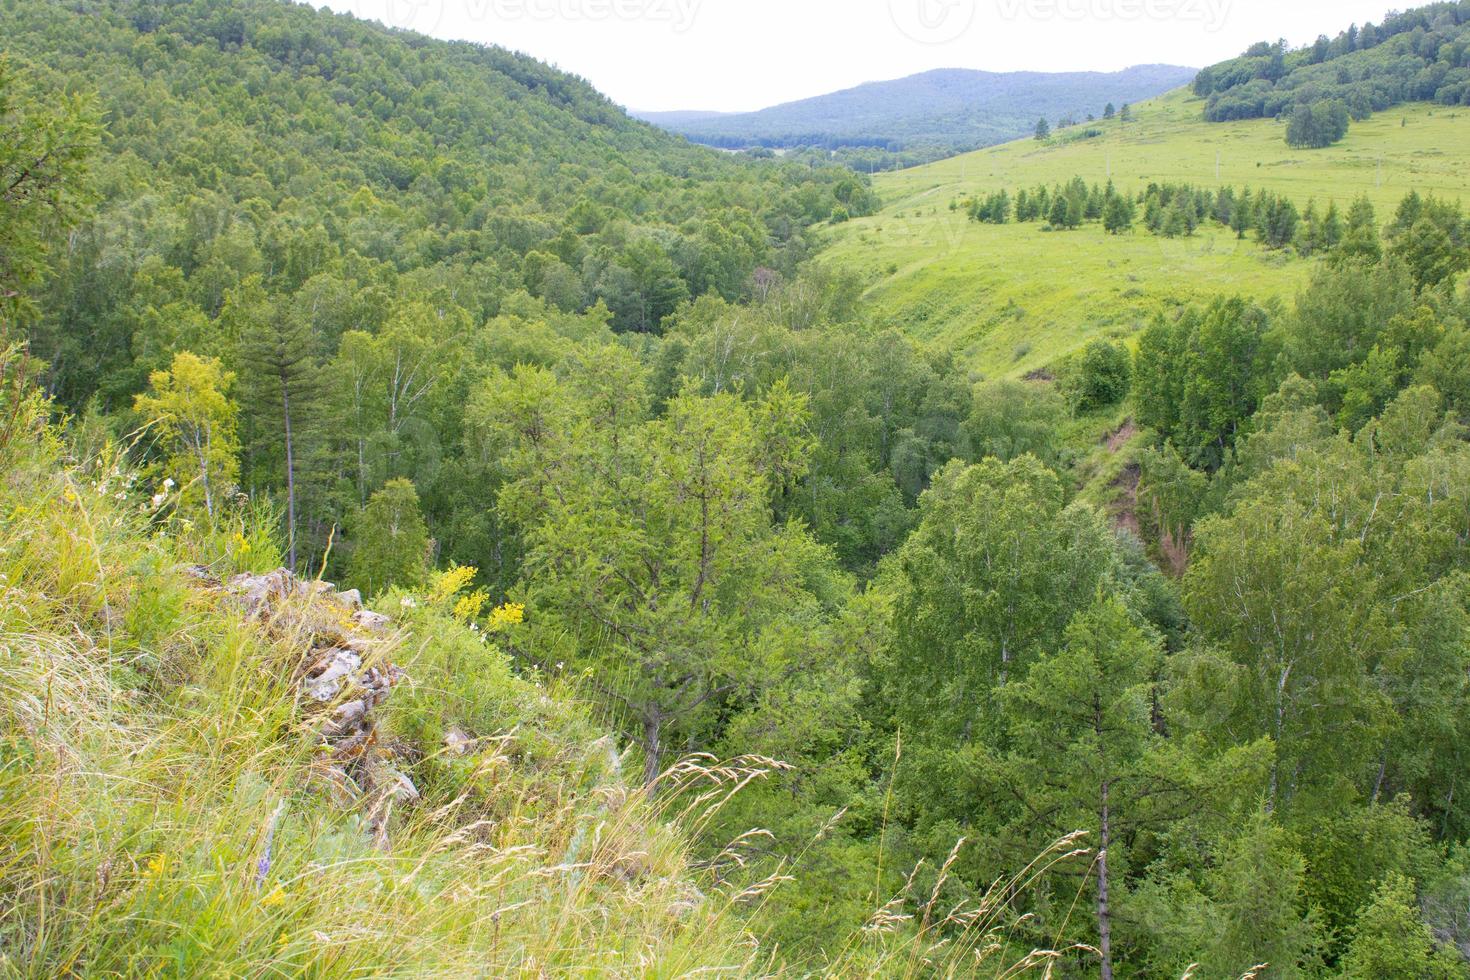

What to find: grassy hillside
left=823, top=87, right=1470, bottom=378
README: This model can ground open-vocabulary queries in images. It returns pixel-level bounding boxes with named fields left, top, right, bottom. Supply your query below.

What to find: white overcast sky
left=317, top=0, right=1402, bottom=112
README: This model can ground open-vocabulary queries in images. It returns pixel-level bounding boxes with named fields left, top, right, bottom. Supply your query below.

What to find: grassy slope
left=821, top=87, right=1470, bottom=379
left=0, top=384, right=770, bottom=976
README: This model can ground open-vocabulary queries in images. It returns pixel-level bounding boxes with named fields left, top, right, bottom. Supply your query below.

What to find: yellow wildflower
left=260, top=887, right=286, bottom=908
left=452, top=588, right=488, bottom=623
left=427, top=564, right=478, bottom=605
left=142, top=853, right=167, bottom=879
left=487, top=602, right=525, bottom=632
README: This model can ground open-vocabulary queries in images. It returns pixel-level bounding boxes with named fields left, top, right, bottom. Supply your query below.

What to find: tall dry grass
left=0, top=372, right=773, bottom=976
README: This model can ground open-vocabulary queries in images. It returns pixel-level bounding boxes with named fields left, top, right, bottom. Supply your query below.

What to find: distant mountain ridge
left=634, top=109, right=735, bottom=125
left=634, top=65, right=1196, bottom=154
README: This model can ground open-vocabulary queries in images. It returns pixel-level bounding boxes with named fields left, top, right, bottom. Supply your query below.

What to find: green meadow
left=823, top=88, right=1470, bottom=378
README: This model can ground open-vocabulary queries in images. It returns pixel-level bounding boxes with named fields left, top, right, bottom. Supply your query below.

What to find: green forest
left=1195, top=1, right=1470, bottom=121
left=4, top=0, right=1470, bottom=976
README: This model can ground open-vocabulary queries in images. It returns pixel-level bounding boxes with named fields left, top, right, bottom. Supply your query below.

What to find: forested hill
left=1194, top=0, right=1470, bottom=121
left=3, top=0, right=874, bottom=407
left=636, top=64, right=1195, bottom=153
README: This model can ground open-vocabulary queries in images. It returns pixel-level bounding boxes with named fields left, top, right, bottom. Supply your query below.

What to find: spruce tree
left=1048, top=193, right=1069, bottom=228
left=1103, top=193, right=1133, bottom=235
left=1334, top=195, right=1382, bottom=264
left=1162, top=199, right=1191, bottom=238
left=1322, top=201, right=1344, bottom=249
left=1295, top=200, right=1322, bottom=255
left=1338, top=874, right=1460, bottom=979
left=1085, top=183, right=1104, bottom=221
left=229, top=277, right=325, bottom=573
left=1231, top=188, right=1253, bottom=239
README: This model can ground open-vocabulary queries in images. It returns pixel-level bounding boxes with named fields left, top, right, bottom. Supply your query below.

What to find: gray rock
left=303, top=649, right=362, bottom=702
left=444, top=727, right=473, bottom=756
left=352, top=609, right=392, bottom=633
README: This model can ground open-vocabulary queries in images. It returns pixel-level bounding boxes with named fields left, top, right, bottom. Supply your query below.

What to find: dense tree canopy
left=1195, top=3, right=1470, bottom=122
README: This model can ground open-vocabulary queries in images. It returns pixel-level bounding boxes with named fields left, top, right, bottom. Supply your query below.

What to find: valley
left=5, top=1, right=1470, bottom=976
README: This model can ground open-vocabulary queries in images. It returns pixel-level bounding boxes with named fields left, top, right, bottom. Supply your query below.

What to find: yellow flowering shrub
left=426, top=564, right=477, bottom=607
left=487, top=602, right=524, bottom=632
left=452, top=589, right=488, bottom=622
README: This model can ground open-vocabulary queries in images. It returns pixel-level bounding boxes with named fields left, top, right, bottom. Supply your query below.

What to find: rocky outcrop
left=192, top=566, right=419, bottom=849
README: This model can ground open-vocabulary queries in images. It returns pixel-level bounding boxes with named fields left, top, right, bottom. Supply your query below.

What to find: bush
left=1285, top=99, right=1351, bottom=148
left=1068, top=339, right=1133, bottom=411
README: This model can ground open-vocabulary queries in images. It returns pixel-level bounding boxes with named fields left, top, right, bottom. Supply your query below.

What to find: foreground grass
left=823, top=88, right=1470, bottom=377
left=0, top=385, right=772, bottom=977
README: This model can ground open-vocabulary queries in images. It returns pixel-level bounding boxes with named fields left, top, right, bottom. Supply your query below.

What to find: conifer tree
left=1231, top=188, right=1253, bottom=239
left=1334, top=195, right=1382, bottom=265
left=1162, top=199, right=1192, bottom=237
left=1295, top=200, right=1322, bottom=255
left=1084, top=183, right=1105, bottom=221
left=1048, top=192, right=1069, bottom=227
left=1338, top=874, right=1460, bottom=979
left=228, top=277, right=325, bottom=572
left=1322, top=200, right=1344, bottom=249
left=1103, top=193, right=1134, bottom=234
left=1014, top=188, right=1032, bottom=221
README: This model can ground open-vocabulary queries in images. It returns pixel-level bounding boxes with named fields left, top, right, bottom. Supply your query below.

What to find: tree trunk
left=641, top=713, right=662, bottom=788
left=1098, top=778, right=1114, bottom=980
left=281, top=374, right=297, bottom=573
left=1268, top=663, right=1292, bottom=811
left=192, top=430, right=214, bottom=520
